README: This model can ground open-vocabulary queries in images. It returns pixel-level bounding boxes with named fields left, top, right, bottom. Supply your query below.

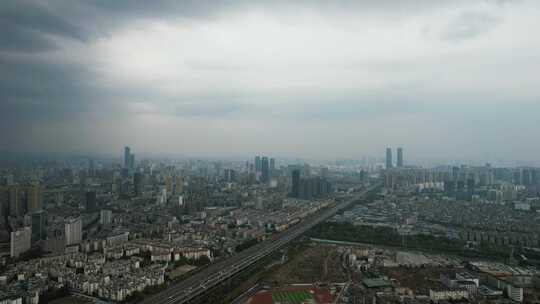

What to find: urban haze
left=1, top=1, right=540, bottom=163
left=2, top=1, right=540, bottom=304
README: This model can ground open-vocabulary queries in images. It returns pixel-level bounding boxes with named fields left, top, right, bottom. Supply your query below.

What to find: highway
left=141, top=185, right=379, bottom=304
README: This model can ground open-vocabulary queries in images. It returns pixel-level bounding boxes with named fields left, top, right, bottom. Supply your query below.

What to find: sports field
left=271, top=290, right=314, bottom=303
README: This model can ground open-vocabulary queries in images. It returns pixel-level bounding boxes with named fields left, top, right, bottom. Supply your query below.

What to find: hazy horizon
left=2, top=1, right=540, bottom=162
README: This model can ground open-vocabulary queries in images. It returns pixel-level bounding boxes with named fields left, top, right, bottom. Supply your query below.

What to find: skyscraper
left=397, top=147, right=403, bottom=167
left=295, top=175, right=332, bottom=200
left=85, top=191, right=97, bottom=212
left=386, top=148, right=393, bottom=169
left=130, top=153, right=135, bottom=170
left=255, top=156, right=262, bottom=172
left=261, top=157, right=270, bottom=183
left=134, top=172, right=143, bottom=197
left=31, top=210, right=47, bottom=243
left=270, top=158, right=276, bottom=171
left=291, top=169, right=300, bottom=198
left=124, top=146, right=131, bottom=168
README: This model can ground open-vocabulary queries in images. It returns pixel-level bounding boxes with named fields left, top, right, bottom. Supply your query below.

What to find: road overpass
left=141, top=185, right=380, bottom=304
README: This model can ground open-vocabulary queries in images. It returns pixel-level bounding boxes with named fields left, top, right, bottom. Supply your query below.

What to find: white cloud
left=4, top=0, right=540, bottom=161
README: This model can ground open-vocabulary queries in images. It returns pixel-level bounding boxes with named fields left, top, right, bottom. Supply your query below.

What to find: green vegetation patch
left=271, top=290, right=314, bottom=304
left=308, top=222, right=511, bottom=260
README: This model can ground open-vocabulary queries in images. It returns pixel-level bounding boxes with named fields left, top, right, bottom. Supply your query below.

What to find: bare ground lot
left=265, top=244, right=348, bottom=285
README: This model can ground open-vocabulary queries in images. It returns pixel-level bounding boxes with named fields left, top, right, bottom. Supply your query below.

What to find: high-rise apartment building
left=291, top=174, right=333, bottom=200
left=10, top=227, right=31, bottom=258
left=174, top=176, right=184, bottom=195
left=165, top=176, right=173, bottom=195
left=100, top=209, right=112, bottom=226
left=0, top=185, right=42, bottom=217
left=65, top=217, right=82, bottom=246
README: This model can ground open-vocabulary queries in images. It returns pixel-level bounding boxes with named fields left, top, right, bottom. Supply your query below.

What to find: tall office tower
left=397, top=147, right=404, bottom=167
left=255, top=156, right=262, bottom=172
left=134, top=172, right=143, bottom=197
left=291, top=169, right=301, bottom=198
left=26, top=186, right=41, bottom=214
left=270, top=158, right=276, bottom=172
left=65, top=217, right=82, bottom=246
left=85, top=191, right=97, bottom=212
left=31, top=210, right=47, bottom=243
left=130, top=153, right=135, bottom=170
left=386, top=148, right=393, bottom=169
left=124, top=146, right=131, bottom=168
left=10, top=227, right=31, bottom=258
left=261, top=157, right=270, bottom=183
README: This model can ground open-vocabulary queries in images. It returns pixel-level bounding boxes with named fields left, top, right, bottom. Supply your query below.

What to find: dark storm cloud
left=0, top=1, right=214, bottom=53
left=0, top=57, right=99, bottom=120
left=0, top=0, right=256, bottom=120
left=0, top=1, right=91, bottom=52
left=1, top=0, right=539, bottom=160
left=0, top=20, right=59, bottom=52
left=0, top=0, right=473, bottom=53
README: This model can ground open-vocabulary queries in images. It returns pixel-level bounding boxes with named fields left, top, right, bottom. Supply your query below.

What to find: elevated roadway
left=141, top=185, right=379, bottom=304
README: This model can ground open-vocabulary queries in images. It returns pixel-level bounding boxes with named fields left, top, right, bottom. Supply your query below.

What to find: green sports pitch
left=271, top=290, right=315, bottom=304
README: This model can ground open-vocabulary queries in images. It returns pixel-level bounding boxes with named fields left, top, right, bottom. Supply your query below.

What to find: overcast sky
left=1, top=0, right=539, bottom=162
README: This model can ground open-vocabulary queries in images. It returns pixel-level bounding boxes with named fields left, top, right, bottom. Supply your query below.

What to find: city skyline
left=2, top=2, right=540, bottom=302
left=1, top=1, right=540, bottom=161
